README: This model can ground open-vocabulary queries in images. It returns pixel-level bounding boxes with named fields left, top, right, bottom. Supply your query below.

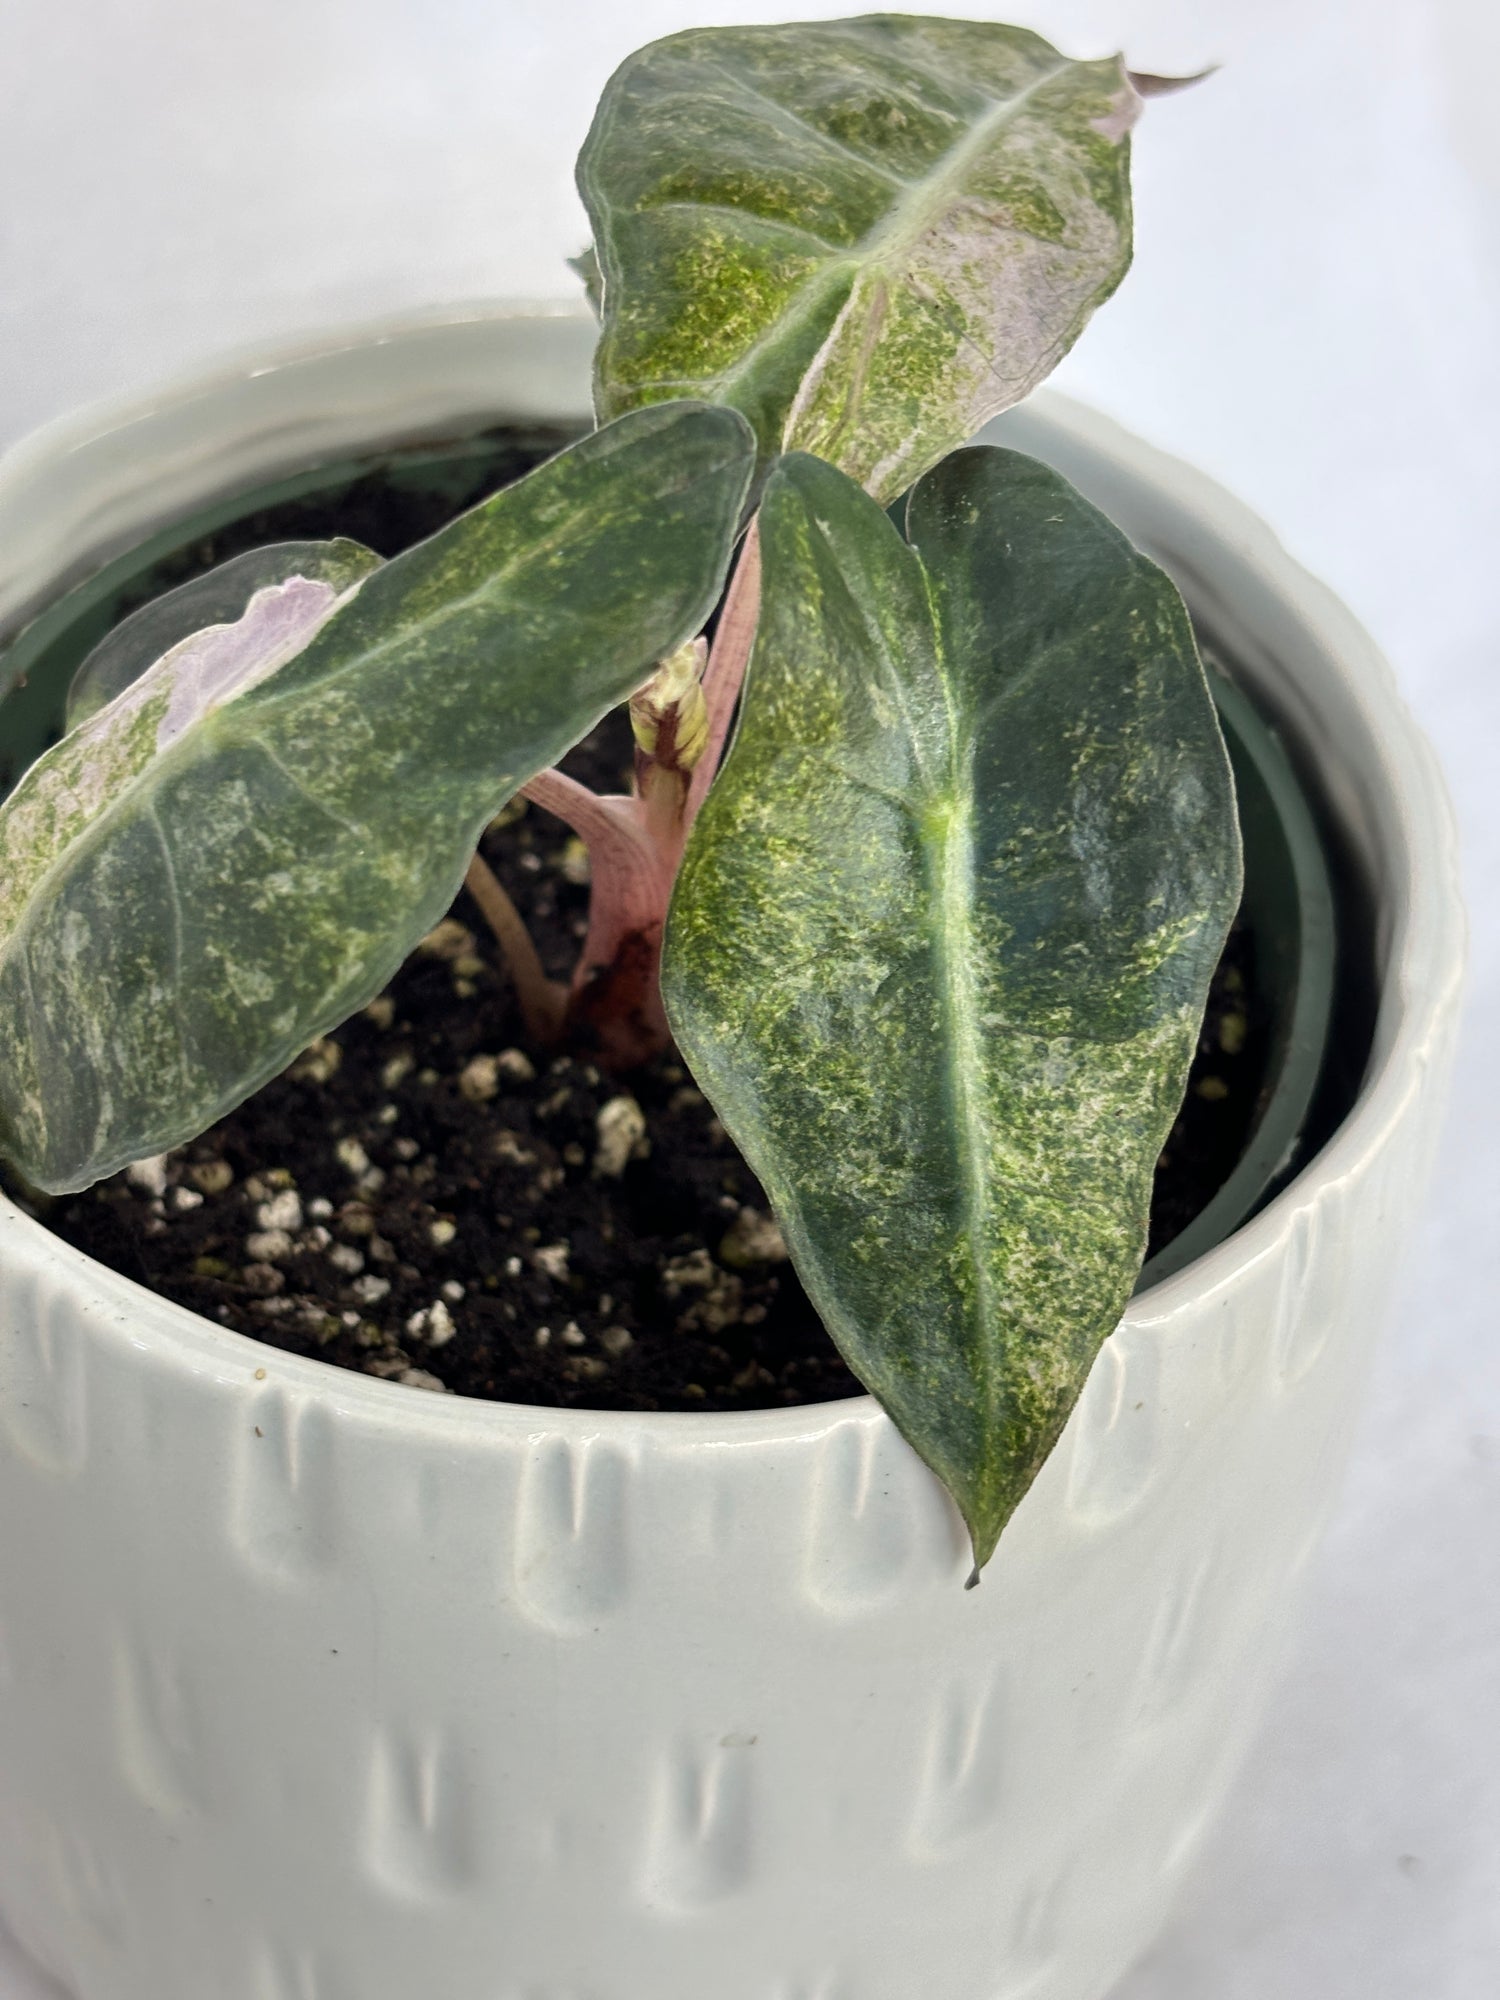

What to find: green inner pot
left=0, top=426, right=1341, bottom=1290
left=1137, top=666, right=1335, bottom=1286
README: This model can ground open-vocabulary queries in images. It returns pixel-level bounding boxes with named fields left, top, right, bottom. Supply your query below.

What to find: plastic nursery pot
left=1136, top=667, right=1337, bottom=1286
left=0, top=309, right=1465, bottom=2000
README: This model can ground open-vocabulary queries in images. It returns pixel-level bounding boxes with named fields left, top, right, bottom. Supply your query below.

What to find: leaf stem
left=463, top=852, right=567, bottom=1045
left=495, top=522, right=761, bottom=1064
left=687, top=517, right=761, bottom=826
left=522, top=765, right=617, bottom=837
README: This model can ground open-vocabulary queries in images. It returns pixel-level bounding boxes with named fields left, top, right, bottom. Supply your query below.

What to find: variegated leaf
left=579, top=15, right=1140, bottom=499
left=65, top=539, right=383, bottom=729
left=0, top=402, right=754, bottom=1193
left=664, top=448, right=1241, bottom=1569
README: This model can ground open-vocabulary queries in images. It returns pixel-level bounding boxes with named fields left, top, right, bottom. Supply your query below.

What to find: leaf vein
left=243, top=738, right=372, bottom=844
left=145, top=802, right=197, bottom=1083
left=702, top=62, right=912, bottom=186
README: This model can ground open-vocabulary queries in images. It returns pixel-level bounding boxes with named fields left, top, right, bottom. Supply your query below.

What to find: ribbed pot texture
left=0, top=309, right=1465, bottom=2000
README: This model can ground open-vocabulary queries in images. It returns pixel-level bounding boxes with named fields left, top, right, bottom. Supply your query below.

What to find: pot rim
left=0, top=302, right=1467, bottom=1452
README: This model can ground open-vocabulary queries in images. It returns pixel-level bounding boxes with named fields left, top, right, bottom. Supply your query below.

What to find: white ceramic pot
left=0, top=308, right=1465, bottom=2000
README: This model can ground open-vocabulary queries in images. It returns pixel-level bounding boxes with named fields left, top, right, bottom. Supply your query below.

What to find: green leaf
left=579, top=16, right=1139, bottom=500
left=0, top=403, right=754, bottom=1193
left=65, top=540, right=383, bottom=729
left=568, top=243, right=606, bottom=318
left=664, top=448, right=1241, bottom=1570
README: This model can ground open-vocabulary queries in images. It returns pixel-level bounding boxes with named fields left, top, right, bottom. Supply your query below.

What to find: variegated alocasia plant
left=0, top=15, right=1240, bottom=1572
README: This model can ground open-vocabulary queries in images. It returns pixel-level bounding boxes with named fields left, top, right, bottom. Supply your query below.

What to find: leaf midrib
left=616, top=53, right=1077, bottom=411
left=920, top=567, right=1000, bottom=1421
left=800, top=495, right=999, bottom=1404
left=854, top=57, right=1074, bottom=277
left=929, top=775, right=995, bottom=1343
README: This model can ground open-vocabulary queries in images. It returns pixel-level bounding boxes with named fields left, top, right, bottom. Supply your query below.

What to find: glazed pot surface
left=0, top=308, right=1465, bottom=2000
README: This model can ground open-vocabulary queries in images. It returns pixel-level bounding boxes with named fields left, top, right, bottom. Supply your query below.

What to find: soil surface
left=38, top=708, right=1267, bottom=1412
left=112, top=427, right=583, bottom=609
left=18, top=427, right=1271, bottom=1413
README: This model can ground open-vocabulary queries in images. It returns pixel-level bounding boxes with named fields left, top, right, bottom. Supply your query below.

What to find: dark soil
left=113, top=427, right=584, bottom=609
left=16, top=424, right=1271, bottom=1413
left=38, top=705, right=1267, bottom=1412
left=1148, top=926, right=1266, bottom=1254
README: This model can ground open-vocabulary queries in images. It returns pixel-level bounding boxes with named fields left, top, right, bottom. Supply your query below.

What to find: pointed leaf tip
left=1128, top=65, right=1218, bottom=97
left=666, top=445, right=1241, bottom=1573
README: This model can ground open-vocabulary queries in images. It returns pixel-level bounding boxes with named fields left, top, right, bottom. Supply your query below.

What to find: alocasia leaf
left=579, top=15, right=1140, bottom=499
left=65, top=540, right=383, bottom=729
left=664, top=448, right=1241, bottom=1571
left=0, top=402, right=754, bottom=1193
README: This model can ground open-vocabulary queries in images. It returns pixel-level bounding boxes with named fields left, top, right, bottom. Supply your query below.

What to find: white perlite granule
left=406, top=1300, right=456, bottom=1348
left=593, top=1095, right=647, bottom=1178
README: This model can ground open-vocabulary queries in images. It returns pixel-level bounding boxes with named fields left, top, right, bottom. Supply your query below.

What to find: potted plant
left=0, top=17, right=1463, bottom=2000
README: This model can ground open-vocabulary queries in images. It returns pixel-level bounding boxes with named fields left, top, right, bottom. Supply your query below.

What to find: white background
left=1, top=0, right=1497, bottom=1993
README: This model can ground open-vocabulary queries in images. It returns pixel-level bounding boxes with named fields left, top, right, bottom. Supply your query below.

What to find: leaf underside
left=664, top=447, right=1242, bottom=1568
left=579, top=15, right=1139, bottom=499
left=0, top=402, right=754, bottom=1193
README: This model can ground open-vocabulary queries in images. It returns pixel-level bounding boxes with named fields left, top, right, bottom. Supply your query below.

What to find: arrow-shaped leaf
left=580, top=16, right=1140, bottom=498
left=0, top=402, right=754, bottom=1193
left=664, top=448, right=1241, bottom=1569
